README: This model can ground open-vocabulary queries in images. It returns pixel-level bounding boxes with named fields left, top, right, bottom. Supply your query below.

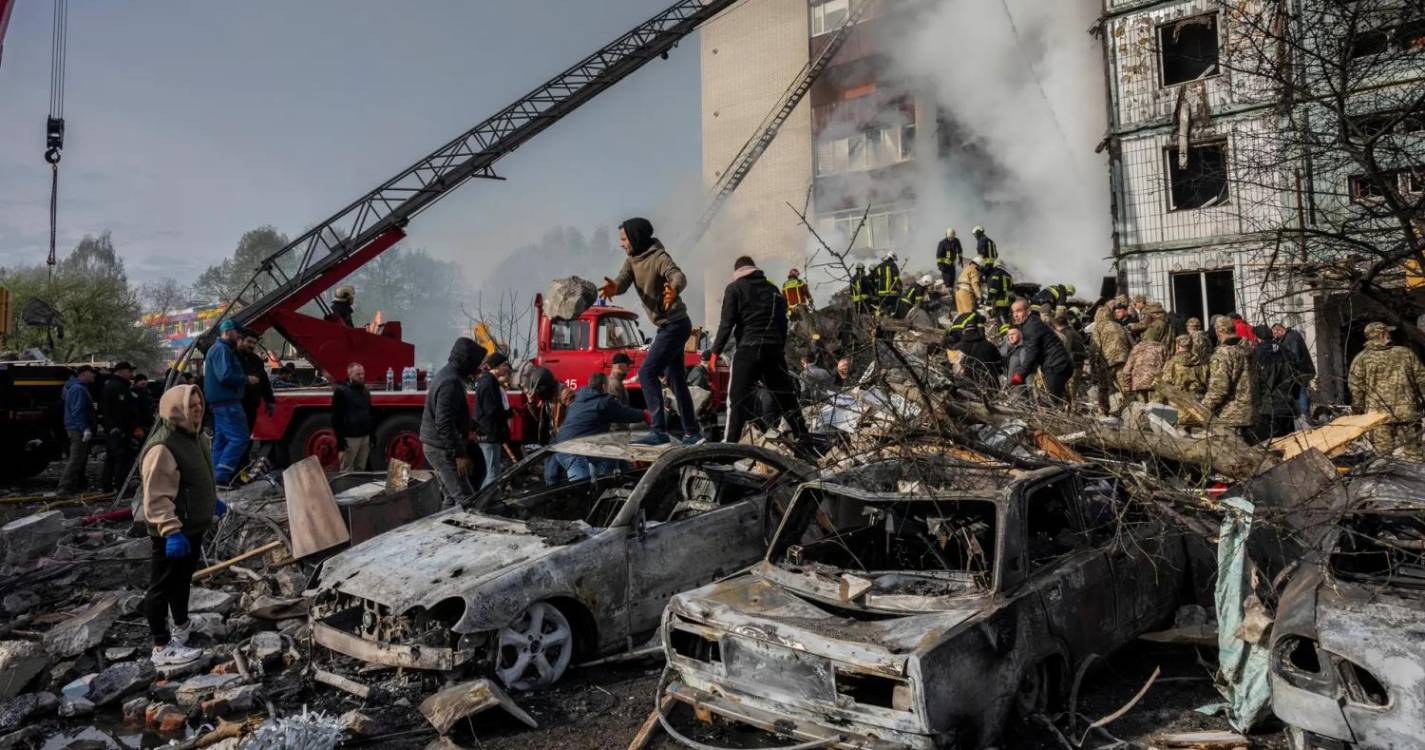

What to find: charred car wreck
left=310, top=437, right=811, bottom=690
left=1270, top=461, right=1425, bottom=750
left=660, top=458, right=1191, bottom=749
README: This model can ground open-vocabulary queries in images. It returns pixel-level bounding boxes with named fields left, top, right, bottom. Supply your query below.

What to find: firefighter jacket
left=850, top=270, right=870, bottom=302
left=983, top=266, right=1014, bottom=308
left=976, top=234, right=998, bottom=260
left=904, top=283, right=927, bottom=308
left=874, top=259, right=902, bottom=297
left=782, top=277, right=811, bottom=308
left=1032, top=284, right=1071, bottom=307
left=936, top=237, right=962, bottom=272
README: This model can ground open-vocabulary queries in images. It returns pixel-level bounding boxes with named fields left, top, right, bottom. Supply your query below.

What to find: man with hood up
left=420, top=337, right=486, bottom=507
left=708, top=256, right=808, bottom=445
left=599, top=217, right=702, bottom=445
left=141, top=383, right=228, bottom=667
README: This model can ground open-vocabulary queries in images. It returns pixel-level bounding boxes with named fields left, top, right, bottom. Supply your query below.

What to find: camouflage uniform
left=1157, top=337, right=1210, bottom=426
left=1202, top=324, right=1258, bottom=434
left=1348, top=323, right=1425, bottom=461
left=1121, top=337, right=1168, bottom=401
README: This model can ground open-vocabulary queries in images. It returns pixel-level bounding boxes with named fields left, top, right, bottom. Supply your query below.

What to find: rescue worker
left=60, top=365, right=97, bottom=495
left=850, top=263, right=873, bottom=315
left=782, top=268, right=812, bottom=315
left=873, top=252, right=902, bottom=315
left=141, top=383, right=227, bottom=667
left=1089, top=304, right=1133, bottom=413
left=1032, top=284, right=1075, bottom=308
left=981, top=257, right=1014, bottom=324
left=936, top=228, right=962, bottom=286
left=954, top=257, right=984, bottom=315
left=599, top=217, right=702, bottom=445
left=948, top=309, right=984, bottom=338
left=607, top=352, right=633, bottom=406
left=708, top=256, right=808, bottom=445
left=954, top=322, right=1003, bottom=391
left=420, top=337, right=485, bottom=507
left=1121, top=325, right=1169, bottom=403
left=1348, top=321, right=1425, bottom=461
left=1009, top=299, right=1072, bottom=401
left=1202, top=316, right=1258, bottom=440
left=904, top=274, right=932, bottom=310
left=100, top=361, right=138, bottom=493
left=330, top=286, right=356, bottom=327
left=972, top=225, right=998, bottom=261
left=204, top=320, right=251, bottom=487
left=1156, top=334, right=1210, bottom=424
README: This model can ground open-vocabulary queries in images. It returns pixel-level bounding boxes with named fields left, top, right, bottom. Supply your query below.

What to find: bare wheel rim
left=495, top=601, right=573, bottom=691
left=1014, top=662, right=1048, bottom=717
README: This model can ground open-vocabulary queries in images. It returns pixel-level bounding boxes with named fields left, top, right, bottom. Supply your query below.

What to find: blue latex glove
left=215, top=499, right=228, bottom=518
left=164, top=532, right=191, bottom=559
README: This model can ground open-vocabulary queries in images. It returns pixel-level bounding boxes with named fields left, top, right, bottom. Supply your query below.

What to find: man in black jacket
left=474, top=352, right=513, bottom=489
left=708, top=256, right=807, bottom=444
left=332, top=363, right=375, bottom=472
left=420, top=337, right=485, bottom=507
left=1009, top=300, right=1072, bottom=401
left=100, top=361, right=138, bottom=492
left=237, top=330, right=276, bottom=433
left=954, top=325, right=1004, bottom=392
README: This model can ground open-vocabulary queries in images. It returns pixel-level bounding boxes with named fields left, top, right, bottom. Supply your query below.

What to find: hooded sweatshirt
left=709, top=265, right=787, bottom=356
left=420, top=337, right=486, bottom=451
left=141, top=384, right=218, bottom=538
left=612, top=218, right=688, bottom=328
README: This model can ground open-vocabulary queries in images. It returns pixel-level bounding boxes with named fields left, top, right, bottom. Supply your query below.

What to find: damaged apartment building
left=1103, top=0, right=1425, bottom=401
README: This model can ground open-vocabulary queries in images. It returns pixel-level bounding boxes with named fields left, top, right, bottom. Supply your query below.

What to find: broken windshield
left=1330, top=511, right=1425, bottom=592
left=475, top=451, right=647, bottom=528
left=769, top=485, right=999, bottom=604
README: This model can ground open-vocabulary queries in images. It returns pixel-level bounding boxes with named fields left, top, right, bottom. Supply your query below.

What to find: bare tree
left=141, top=278, right=191, bottom=313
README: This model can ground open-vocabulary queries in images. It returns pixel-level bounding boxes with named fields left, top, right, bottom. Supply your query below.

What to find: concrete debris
left=0, top=641, right=47, bottom=701
left=144, top=701, right=187, bottom=734
left=0, top=691, right=56, bottom=732
left=1, top=590, right=41, bottom=616
left=57, top=694, right=93, bottom=717
left=153, top=653, right=213, bottom=680
left=338, top=709, right=379, bottom=736
left=249, top=630, right=285, bottom=672
left=59, top=674, right=93, bottom=699
left=121, top=695, right=149, bottom=726
left=0, top=510, right=64, bottom=566
left=174, top=672, right=241, bottom=708
left=104, top=645, right=137, bottom=661
left=200, top=683, right=261, bottom=718
left=42, top=592, right=122, bottom=657
left=543, top=276, right=597, bottom=321
left=419, top=678, right=537, bottom=734
left=86, top=658, right=156, bottom=706
left=188, top=586, right=238, bottom=614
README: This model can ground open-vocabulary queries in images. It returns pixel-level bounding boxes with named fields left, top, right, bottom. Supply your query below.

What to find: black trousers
left=724, top=344, right=808, bottom=444
left=101, top=429, right=134, bottom=492
left=1041, top=368, right=1070, bottom=402
left=145, top=532, right=204, bottom=646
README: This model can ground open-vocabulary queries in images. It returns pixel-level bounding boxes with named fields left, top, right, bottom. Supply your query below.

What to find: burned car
left=310, top=436, right=811, bottom=690
left=661, top=458, right=1190, bottom=749
left=1270, top=461, right=1425, bottom=750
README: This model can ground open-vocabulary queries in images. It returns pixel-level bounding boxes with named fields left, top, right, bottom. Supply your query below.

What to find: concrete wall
left=699, top=0, right=814, bottom=322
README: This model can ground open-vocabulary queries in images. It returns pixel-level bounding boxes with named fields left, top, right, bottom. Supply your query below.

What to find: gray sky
left=0, top=0, right=703, bottom=288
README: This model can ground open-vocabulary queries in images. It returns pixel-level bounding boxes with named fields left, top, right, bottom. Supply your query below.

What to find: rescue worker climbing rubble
left=954, top=257, right=983, bottom=315
left=982, top=257, right=1014, bottom=324
left=972, top=225, right=998, bottom=261
left=936, top=227, right=962, bottom=285
left=850, top=262, right=873, bottom=315
left=782, top=268, right=811, bottom=315
left=1348, top=321, right=1425, bottom=461
left=1032, top=283, right=1075, bottom=308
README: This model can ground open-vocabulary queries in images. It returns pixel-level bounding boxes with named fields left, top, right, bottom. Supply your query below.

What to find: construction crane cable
left=45, top=0, right=68, bottom=271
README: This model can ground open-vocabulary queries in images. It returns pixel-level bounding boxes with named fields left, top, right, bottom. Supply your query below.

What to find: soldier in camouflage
left=1157, top=334, right=1210, bottom=426
left=1120, top=324, right=1169, bottom=401
left=1202, top=316, right=1258, bottom=438
left=1348, top=321, right=1425, bottom=461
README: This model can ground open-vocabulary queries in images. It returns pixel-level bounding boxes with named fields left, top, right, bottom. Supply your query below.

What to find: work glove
left=1010, top=373, right=1025, bottom=386
left=599, top=277, right=619, bottom=301
left=215, top=499, right=228, bottom=518
left=164, top=532, right=191, bottom=559
left=661, top=284, right=677, bottom=310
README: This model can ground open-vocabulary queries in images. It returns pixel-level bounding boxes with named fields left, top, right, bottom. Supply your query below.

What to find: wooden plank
left=626, top=695, right=673, bottom=750
left=192, top=540, right=284, bottom=581
left=283, top=456, right=350, bottom=558
left=1268, top=411, right=1388, bottom=460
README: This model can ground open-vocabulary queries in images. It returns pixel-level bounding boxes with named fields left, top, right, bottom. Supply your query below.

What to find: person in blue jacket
left=545, top=372, right=647, bottom=483
left=204, top=319, right=253, bottom=486
left=59, top=365, right=97, bottom=494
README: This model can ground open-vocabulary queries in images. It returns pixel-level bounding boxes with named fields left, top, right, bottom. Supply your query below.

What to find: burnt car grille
left=319, top=591, right=461, bottom=650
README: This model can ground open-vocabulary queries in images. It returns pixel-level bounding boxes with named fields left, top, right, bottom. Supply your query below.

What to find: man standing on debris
left=60, top=365, right=97, bottom=494
left=236, top=330, right=276, bottom=434
left=141, top=383, right=227, bottom=667
left=782, top=268, right=812, bottom=315
left=972, top=225, right=998, bottom=261
left=954, top=257, right=983, bottom=315
left=100, top=361, right=138, bottom=493
left=982, top=258, right=1014, bottom=324
left=1009, top=299, right=1072, bottom=400
left=1273, top=322, right=1314, bottom=420
left=420, top=337, right=485, bottom=507
left=332, top=363, right=374, bottom=473
left=873, top=252, right=902, bottom=315
left=955, top=321, right=1003, bottom=391
left=850, top=262, right=873, bottom=315
left=1349, top=321, right=1425, bottom=461
left=936, top=228, right=962, bottom=286
left=474, top=352, right=514, bottom=487
left=1121, top=325, right=1169, bottom=403
left=1157, top=334, right=1210, bottom=424
left=1202, top=316, right=1259, bottom=439
left=204, top=320, right=252, bottom=487
left=599, top=217, right=703, bottom=445
left=709, top=256, right=808, bottom=445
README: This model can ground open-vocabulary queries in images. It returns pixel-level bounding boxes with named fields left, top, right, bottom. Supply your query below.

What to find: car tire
left=494, top=601, right=574, bottom=691
left=287, top=412, right=339, bottom=471
left=372, top=413, right=426, bottom=470
left=1012, top=660, right=1051, bottom=720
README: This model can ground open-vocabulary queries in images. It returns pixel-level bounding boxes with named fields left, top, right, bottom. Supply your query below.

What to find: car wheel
left=495, top=601, right=574, bottom=691
left=1013, top=660, right=1050, bottom=719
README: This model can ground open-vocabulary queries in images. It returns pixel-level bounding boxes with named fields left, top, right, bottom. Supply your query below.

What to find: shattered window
left=1165, top=141, right=1229, bottom=210
left=1158, top=14, right=1220, bottom=86
left=1330, top=512, right=1425, bottom=590
left=640, top=460, right=790, bottom=524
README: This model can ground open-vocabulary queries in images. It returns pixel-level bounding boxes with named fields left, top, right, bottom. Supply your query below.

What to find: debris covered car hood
left=313, top=510, right=592, bottom=616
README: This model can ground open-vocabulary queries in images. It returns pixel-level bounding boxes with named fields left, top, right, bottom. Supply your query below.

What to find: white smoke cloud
left=892, top=0, right=1112, bottom=292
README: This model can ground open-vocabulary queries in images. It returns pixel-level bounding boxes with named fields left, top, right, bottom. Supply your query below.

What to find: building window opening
left=1159, top=14, right=1220, bottom=86
left=811, top=0, right=850, bottom=37
left=1171, top=268, right=1236, bottom=324
left=1165, top=141, right=1229, bottom=210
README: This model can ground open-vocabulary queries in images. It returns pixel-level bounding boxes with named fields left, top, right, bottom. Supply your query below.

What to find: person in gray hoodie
left=599, top=217, right=701, bottom=446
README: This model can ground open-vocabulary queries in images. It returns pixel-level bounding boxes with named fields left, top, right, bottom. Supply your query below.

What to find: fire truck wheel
left=287, top=412, right=340, bottom=471
left=373, top=413, right=426, bottom=470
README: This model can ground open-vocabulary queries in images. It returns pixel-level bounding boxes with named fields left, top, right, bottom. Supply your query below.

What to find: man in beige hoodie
left=141, top=384, right=227, bottom=666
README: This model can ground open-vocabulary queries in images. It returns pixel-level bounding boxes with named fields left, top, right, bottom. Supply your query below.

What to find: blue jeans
left=210, top=401, right=250, bottom=484
left=479, top=443, right=505, bottom=489
left=639, top=317, right=700, bottom=437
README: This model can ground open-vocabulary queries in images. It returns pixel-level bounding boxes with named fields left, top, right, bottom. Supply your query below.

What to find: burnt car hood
left=314, top=510, right=591, bottom=614
left=672, top=570, right=989, bottom=673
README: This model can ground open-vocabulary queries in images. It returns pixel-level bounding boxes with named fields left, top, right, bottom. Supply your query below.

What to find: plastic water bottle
left=403, top=367, right=417, bottom=392
left=385, top=367, right=395, bottom=392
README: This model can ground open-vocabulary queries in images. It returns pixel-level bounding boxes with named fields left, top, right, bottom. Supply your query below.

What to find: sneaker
left=171, top=619, right=193, bottom=647
left=682, top=434, right=706, bottom=446
left=151, top=640, right=203, bottom=667
left=631, top=431, right=671, bottom=446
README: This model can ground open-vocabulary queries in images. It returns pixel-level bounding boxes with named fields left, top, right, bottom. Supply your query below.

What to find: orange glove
left=1010, top=373, right=1025, bottom=385
left=661, top=283, right=677, bottom=310
left=599, top=277, right=618, bottom=300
